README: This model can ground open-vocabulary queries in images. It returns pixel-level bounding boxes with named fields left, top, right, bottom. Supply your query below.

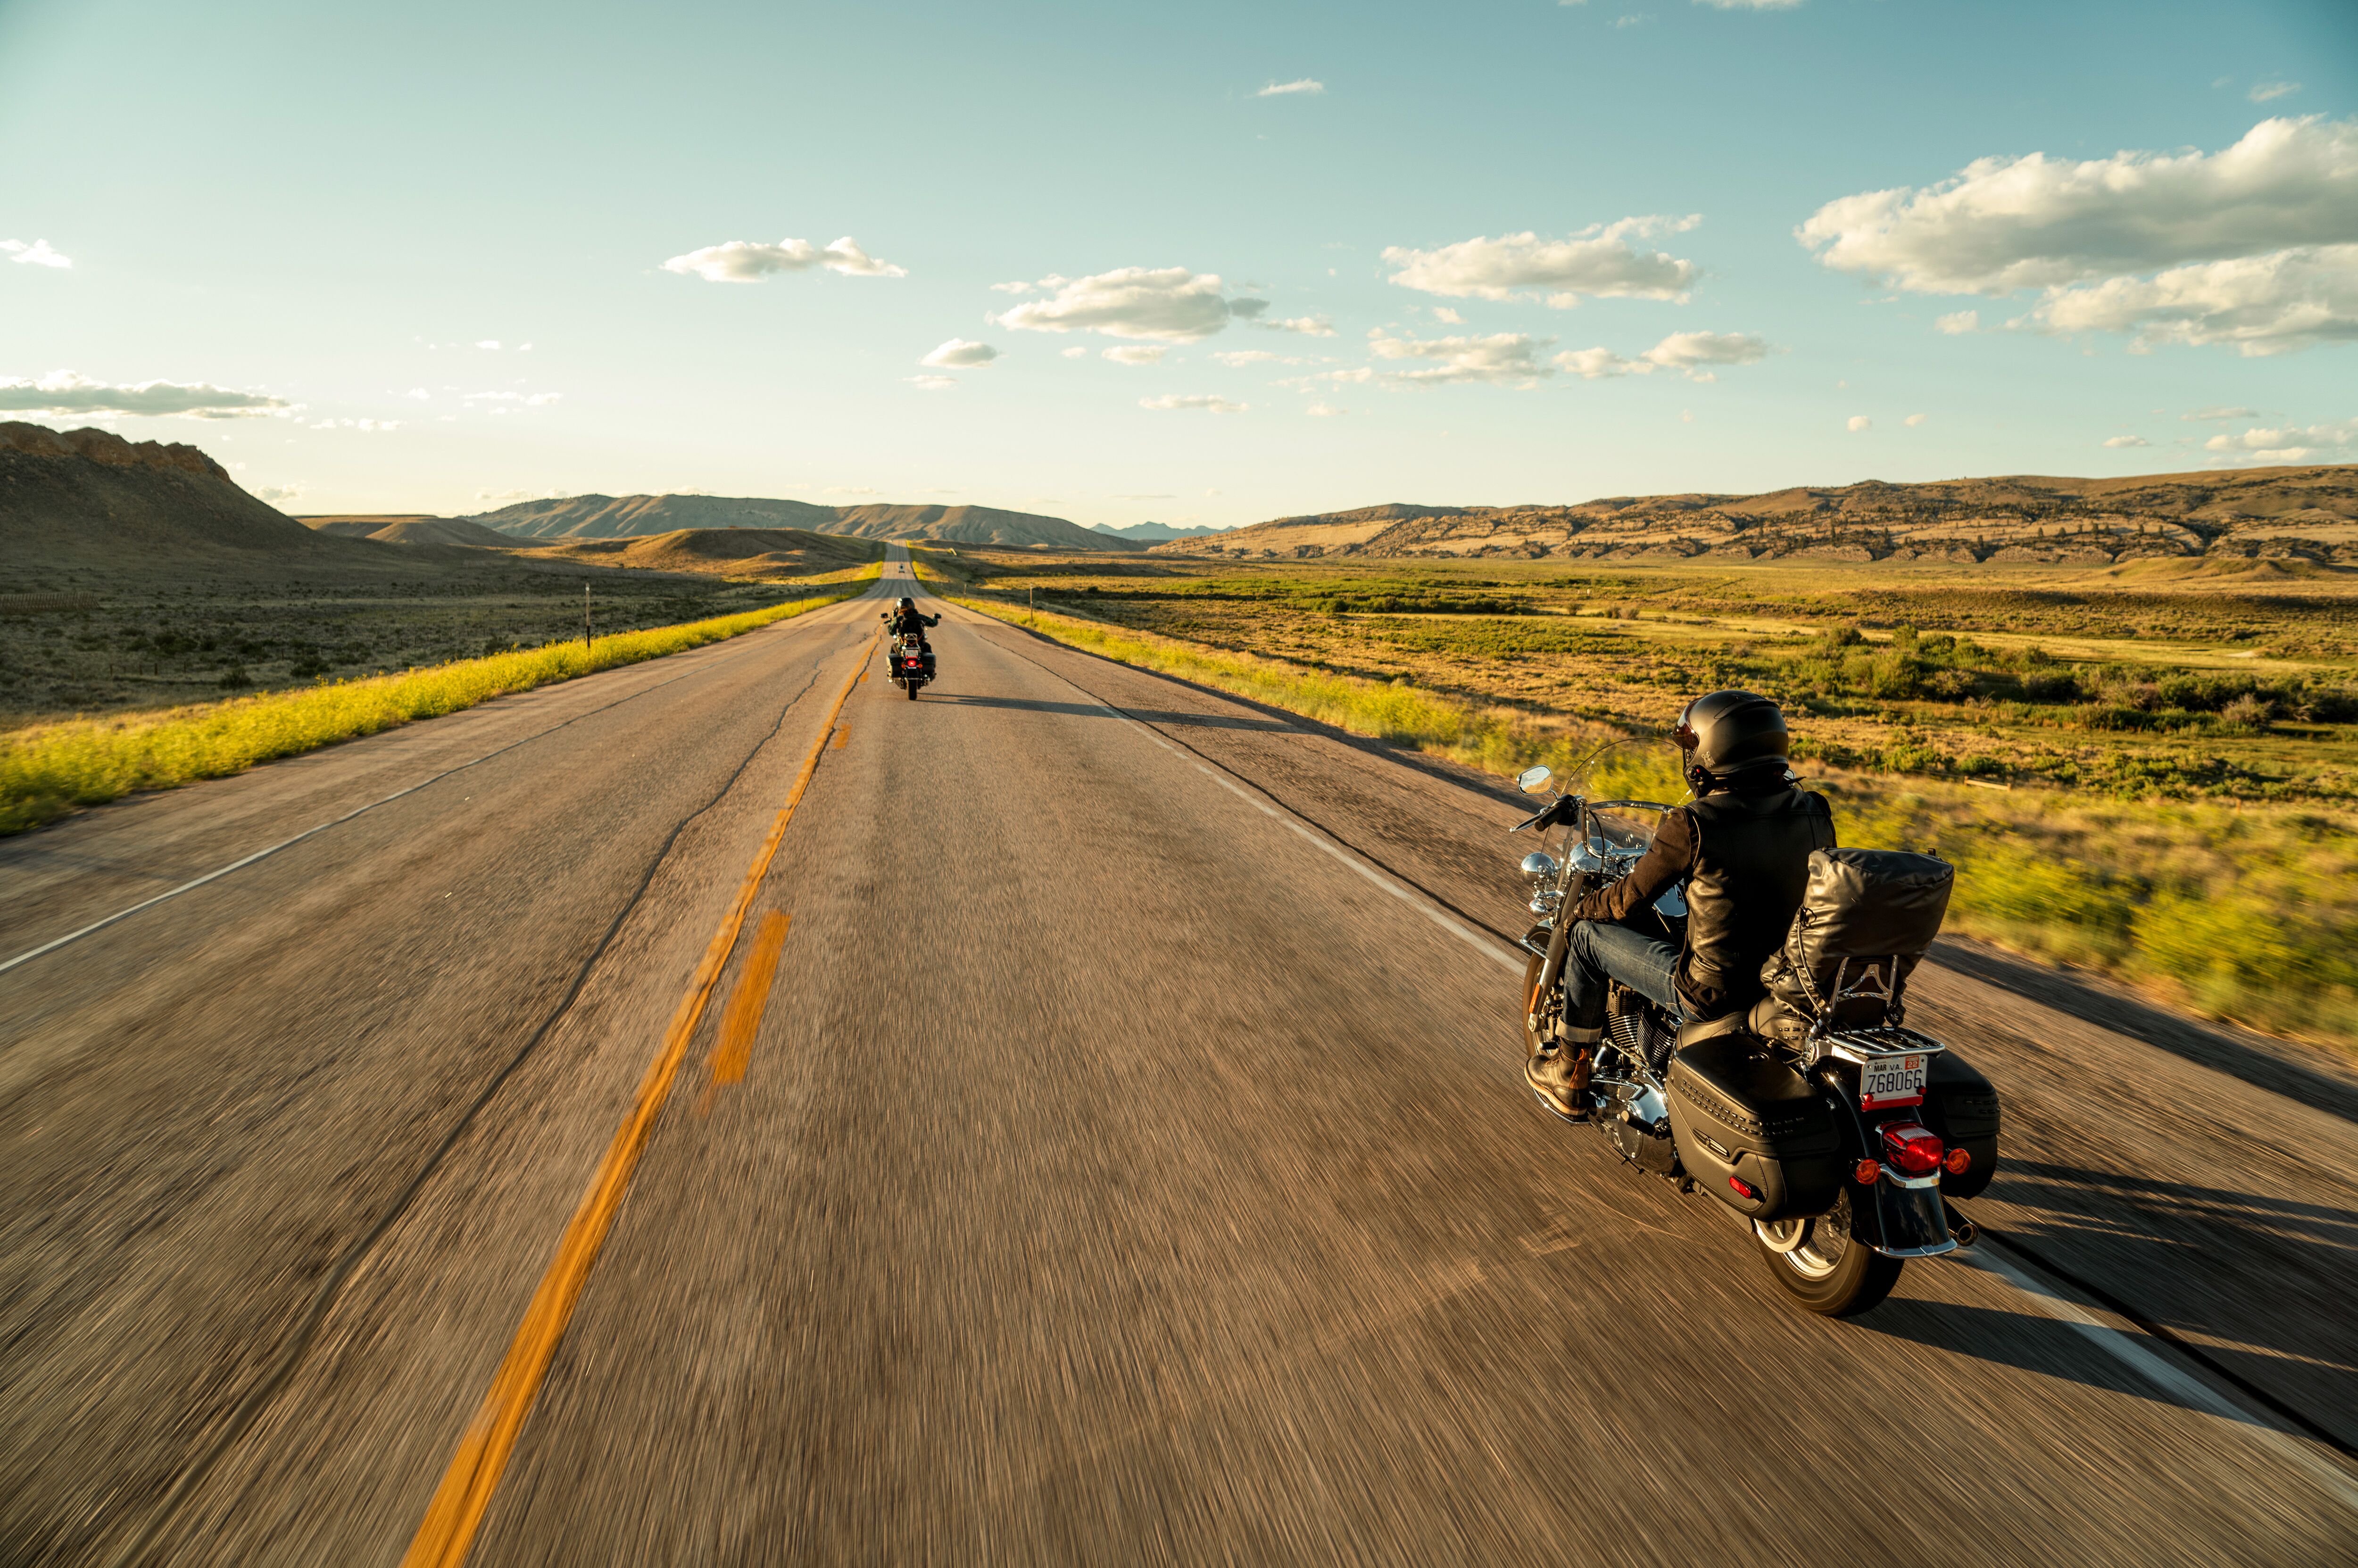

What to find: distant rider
left=1525, top=690, right=1836, bottom=1118
left=881, top=596, right=940, bottom=658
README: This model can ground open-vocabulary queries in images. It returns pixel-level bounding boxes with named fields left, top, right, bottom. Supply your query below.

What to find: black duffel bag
left=1758, top=847, right=1953, bottom=1031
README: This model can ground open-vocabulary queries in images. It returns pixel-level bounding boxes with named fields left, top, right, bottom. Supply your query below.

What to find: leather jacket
left=1567, top=770, right=1835, bottom=1020
left=885, top=608, right=940, bottom=641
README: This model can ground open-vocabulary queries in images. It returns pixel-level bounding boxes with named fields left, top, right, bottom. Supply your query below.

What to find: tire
left=905, top=680, right=920, bottom=700
left=1752, top=1191, right=1903, bottom=1317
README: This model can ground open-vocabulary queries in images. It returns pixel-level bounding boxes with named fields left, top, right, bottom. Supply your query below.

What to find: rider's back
left=1681, top=781, right=1835, bottom=1017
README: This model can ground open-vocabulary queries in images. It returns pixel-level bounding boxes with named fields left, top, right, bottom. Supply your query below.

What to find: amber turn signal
left=1943, top=1146, right=1973, bottom=1175
left=1853, top=1158, right=1882, bottom=1185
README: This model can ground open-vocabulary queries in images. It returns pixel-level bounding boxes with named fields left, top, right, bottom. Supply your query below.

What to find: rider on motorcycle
left=882, top=596, right=940, bottom=655
left=1525, top=690, right=1836, bottom=1117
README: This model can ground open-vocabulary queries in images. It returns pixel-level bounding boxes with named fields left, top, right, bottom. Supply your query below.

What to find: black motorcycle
left=1508, top=738, right=2001, bottom=1316
left=886, top=631, right=934, bottom=699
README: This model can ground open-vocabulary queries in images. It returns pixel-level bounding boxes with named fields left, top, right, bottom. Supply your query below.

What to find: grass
left=954, top=588, right=2358, bottom=1054
left=0, top=575, right=872, bottom=835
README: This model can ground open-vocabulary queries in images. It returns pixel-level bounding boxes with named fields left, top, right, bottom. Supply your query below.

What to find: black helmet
left=897, top=596, right=915, bottom=611
left=1674, top=689, right=1789, bottom=788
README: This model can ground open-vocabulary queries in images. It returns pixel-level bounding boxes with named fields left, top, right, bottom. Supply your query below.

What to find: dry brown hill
left=827, top=503, right=1135, bottom=551
left=0, top=423, right=422, bottom=588
left=473, top=493, right=846, bottom=539
left=301, top=514, right=515, bottom=548
left=1156, top=465, right=2358, bottom=567
left=518, top=527, right=883, bottom=578
left=469, top=491, right=1135, bottom=552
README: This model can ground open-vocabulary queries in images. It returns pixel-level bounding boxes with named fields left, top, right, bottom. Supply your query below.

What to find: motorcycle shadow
left=1869, top=1158, right=2358, bottom=1444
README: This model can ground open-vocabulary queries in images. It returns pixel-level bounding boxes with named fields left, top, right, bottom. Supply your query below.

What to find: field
left=0, top=560, right=869, bottom=730
left=0, top=575, right=874, bottom=835
left=926, top=547, right=2358, bottom=1051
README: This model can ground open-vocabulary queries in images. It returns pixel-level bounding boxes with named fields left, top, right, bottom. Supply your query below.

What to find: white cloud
left=2203, top=417, right=2358, bottom=464
left=307, top=417, right=402, bottom=431
left=1804, top=117, right=2358, bottom=357
left=988, top=280, right=1036, bottom=294
left=1935, top=310, right=1980, bottom=334
left=1060, top=346, right=1089, bottom=359
left=403, top=387, right=431, bottom=399
left=1800, top=118, right=2358, bottom=293
left=1383, top=216, right=1701, bottom=305
left=1140, top=393, right=1248, bottom=413
left=1257, top=79, right=1324, bottom=97
left=1640, top=329, right=1768, bottom=373
left=2184, top=405, right=2258, bottom=421
left=1847, top=415, right=1873, bottom=431
left=1306, top=401, right=1345, bottom=416
left=2103, top=434, right=2151, bottom=447
left=1905, top=413, right=1929, bottom=427
left=1258, top=314, right=1336, bottom=336
left=2250, top=81, right=2300, bottom=103
left=921, top=338, right=998, bottom=368
left=476, top=340, right=501, bottom=350
left=1371, top=330, right=1553, bottom=385
left=2026, top=244, right=2358, bottom=356
left=662, top=235, right=905, bottom=282
left=1552, top=330, right=1769, bottom=381
left=2, top=238, right=71, bottom=268
left=250, top=483, right=302, bottom=504
left=462, top=390, right=563, bottom=406
left=0, top=370, right=291, bottom=419
left=1213, top=349, right=1281, bottom=365
left=1103, top=345, right=1168, bottom=365
left=907, top=374, right=958, bottom=391
left=1430, top=307, right=1465, bottom=324
left=993, top=266, right=1258, bottom=341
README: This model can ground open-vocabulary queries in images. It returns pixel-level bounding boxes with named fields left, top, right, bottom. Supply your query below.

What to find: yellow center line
left=400, top=635, right=874, bottom=1568
left=708, top=910, right=789, bottom=1087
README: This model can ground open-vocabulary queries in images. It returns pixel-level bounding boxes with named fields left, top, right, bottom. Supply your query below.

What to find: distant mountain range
left=1088, top=521, right=1228, bottom=542
left=469, top=493, right=1137, bottom=551
left=1152, top=469, right=2358, bottom=565
left=302, top=514, right=515, bottom=548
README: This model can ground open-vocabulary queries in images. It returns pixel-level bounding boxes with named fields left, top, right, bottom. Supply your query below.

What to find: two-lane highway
left=3, top=551, right=2353, bottom=1565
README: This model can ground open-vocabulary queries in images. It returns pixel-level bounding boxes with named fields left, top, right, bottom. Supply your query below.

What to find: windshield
left=1562, top=736, right=1688, bottom=851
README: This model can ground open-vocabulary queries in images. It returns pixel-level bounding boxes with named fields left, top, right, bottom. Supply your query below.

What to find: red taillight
left=1943, top=1146, right=1973, bottom=1176
left=1728, top=1176, right=1757, bottom=1201
left=1880, top=1122, right=1945, bottom=1178
left=1853, top=1158, right=1882, bottom=1185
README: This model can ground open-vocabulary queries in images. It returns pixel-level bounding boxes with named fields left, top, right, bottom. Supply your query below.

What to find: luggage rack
left=1807, top=1025, right=1946, bottom=1068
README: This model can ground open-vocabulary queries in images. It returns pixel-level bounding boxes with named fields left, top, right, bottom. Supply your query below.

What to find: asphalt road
left=3, top=551, right=2353, bottom=1566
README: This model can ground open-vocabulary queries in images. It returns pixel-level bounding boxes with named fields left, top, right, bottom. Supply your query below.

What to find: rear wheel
left=1752, top=1191, right=1902, bottom=1316
left=905, top=678, right=920, bottom=699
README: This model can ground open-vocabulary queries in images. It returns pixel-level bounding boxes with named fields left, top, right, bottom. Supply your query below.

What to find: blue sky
left=3, top=0, right=2353, bottom=526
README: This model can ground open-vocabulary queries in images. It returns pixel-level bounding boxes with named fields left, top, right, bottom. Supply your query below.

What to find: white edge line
left=0, top=603, right=866, bottom=979
left=996, top=639, right=1525, bottom=974
left=1971, top=1243, right=2358, bottom=1512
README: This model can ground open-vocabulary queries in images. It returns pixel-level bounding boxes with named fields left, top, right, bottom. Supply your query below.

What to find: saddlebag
left=1758, top=847, right=1953, bottom=1031
left=1665, top=1036, right=1843, bottom=1223
left=1920, top=1050, right=2001, bottom=1199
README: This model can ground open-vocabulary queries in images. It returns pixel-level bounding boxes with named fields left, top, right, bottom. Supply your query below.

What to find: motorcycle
left=886, top=631, right=935, bottom=699
left=1507, top=738, right=2001, bottom=1316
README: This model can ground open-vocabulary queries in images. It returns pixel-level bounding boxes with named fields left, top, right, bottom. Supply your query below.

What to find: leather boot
left=1524, top=1041, right=1594, bottom=1120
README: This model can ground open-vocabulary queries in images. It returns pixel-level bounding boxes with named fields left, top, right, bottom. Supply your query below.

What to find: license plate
left=1860, top=1054, right=1927, bottom=1109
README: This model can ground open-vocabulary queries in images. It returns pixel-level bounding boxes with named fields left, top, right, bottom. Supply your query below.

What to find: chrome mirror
left=1516, top=765, right=1553, bottom=795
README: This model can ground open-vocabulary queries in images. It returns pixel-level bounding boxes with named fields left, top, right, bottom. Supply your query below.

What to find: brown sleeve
left=1568, top=806, right=1697, bottom=925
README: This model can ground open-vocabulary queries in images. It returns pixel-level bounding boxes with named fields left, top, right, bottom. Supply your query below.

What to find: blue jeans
left=1563, top=920, right=1681, bottom=1038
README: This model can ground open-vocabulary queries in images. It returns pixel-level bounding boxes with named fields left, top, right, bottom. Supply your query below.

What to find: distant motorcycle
left=1508, top=739, right=2001, bottom=1316
left=887, top=631, right=934, bottom=699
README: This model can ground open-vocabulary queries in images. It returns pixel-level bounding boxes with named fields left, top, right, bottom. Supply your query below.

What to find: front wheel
left=1519, top=949, right=1555, bottom=1056
left=1752, top=1191, right=1902, bottom=1316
